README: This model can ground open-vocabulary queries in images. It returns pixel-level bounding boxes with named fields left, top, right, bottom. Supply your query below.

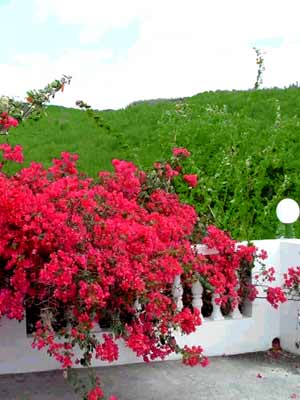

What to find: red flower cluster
left=266, top=287, right=287, bottom=309
left=183, top=174, right=198, bottom=187
left=0, top=146, right=269, bottom=398
left=182, top=345, right=209, bottom=367
left=0, top=143, right=24, bottom=163
left=87, top=386, right=104, bottom=400
left=0, top=147, right=210, bottom=396
left=0, top=112, right=18, bottom=131
left=174, top=307, right=201, bottom=334
left=172, top=147, right=191, bottom=158
left=87, top=387, right=117, bottom=400
left=95, top=334, right=119, bottom=362
left=283, top=266, right=300, bottom=292
left=257, top=266, right=276, bottom=283
left=153, top=162, right=179, bottom=180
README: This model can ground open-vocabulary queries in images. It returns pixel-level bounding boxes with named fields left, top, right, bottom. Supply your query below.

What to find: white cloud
left=1, top=0, right=300, bottom=109
left=34, top=0, right=143, bottom=43
left=263, top=43, right=300, bottom=87
left=34, top=0, right=300, bottom=45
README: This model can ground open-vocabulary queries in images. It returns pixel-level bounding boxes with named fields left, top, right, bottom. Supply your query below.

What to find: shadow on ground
left=0, top=351, right=299, bottom=400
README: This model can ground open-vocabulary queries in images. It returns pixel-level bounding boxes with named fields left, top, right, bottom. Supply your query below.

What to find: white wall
left=278, top=240, right=300, bottom=355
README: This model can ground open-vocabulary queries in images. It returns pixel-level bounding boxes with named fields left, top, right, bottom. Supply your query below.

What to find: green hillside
left=3, top=86, right=300, bottom=241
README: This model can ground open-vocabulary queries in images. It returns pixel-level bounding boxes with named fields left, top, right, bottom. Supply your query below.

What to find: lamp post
left=276, top=198, right=300, bottom=238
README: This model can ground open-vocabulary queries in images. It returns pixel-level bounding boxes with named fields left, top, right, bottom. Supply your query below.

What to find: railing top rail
left=192, top=244, right=219, bottom=256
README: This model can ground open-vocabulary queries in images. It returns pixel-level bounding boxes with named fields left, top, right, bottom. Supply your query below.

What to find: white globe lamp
left=276, top=198, right=300, bottom=238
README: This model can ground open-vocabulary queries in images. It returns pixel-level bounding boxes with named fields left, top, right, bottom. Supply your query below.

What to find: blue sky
left=0, top=0, right=140, bottom=64
left=255, top=38, right=284, bottom=49
left=0, top=0, right=299, bottom=109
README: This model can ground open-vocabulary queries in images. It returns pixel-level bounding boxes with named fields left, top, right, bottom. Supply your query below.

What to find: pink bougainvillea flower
left=258, top=249, right=268, bottom=260
left=181, top=345, right=208, bottom=367
left=87, top=386, right=104, bottom=400
left=172, top=147, right=191, bottom=158
left=266, top=287, right=287, bottom=309
left=165, top=163, right=179, bottom=179
left=0, top=143, right=24, bottom=163
left=95, top=334, right=119, bottom=362
left=174, top=307, right=201, bottom=334
left=183, top=174, right=198, bottom=187
left=283, top=266, right=300, bottom=290
left=0, top=112, right=19, bottom=130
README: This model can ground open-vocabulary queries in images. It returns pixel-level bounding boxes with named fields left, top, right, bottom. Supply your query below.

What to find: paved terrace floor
left=0, top=351, right=300, bottom=400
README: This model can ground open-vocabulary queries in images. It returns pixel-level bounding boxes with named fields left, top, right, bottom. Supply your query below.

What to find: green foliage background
left=3, top=86, right=300, bottom=241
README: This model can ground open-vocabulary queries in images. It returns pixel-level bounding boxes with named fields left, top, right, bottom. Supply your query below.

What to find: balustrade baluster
left=192, top=280, right=205, bottom=322
left=229, top=302, right=243, bottom=319
left=134, top=298, right=142, bottom=313
left=229, top=272, right=243, bottom=319
left=172, top=275, right=183, bottom=311
left=210, top=293, right=224, bottom=321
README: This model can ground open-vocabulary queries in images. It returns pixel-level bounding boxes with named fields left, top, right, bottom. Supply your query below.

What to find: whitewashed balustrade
left=171, top=245, right=248, bottom=321
left=0, top=239, right=293, bottom=374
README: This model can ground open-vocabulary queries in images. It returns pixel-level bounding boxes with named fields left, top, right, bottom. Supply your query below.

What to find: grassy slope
left=3, top=87, right=300, bottom=240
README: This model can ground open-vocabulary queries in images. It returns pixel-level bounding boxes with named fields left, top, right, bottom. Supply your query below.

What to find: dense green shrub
left=3, top=87, right=300, bottom=240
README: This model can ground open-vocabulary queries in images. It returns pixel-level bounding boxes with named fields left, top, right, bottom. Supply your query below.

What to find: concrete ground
left=0, top=351, right=300, bottom=400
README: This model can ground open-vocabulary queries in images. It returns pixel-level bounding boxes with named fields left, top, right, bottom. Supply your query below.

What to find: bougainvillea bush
left=0, top=142, right=273, bottom=399
left=0, top=75, right=71, bottom=134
